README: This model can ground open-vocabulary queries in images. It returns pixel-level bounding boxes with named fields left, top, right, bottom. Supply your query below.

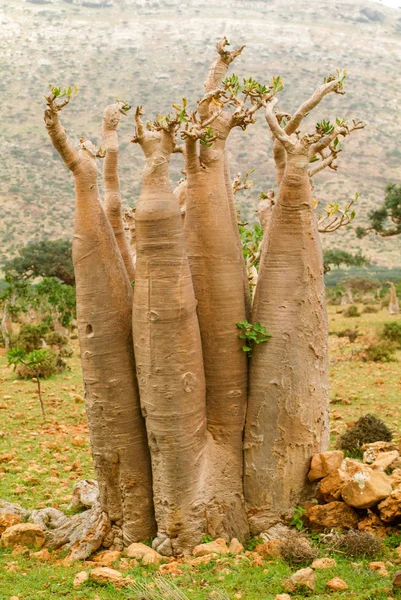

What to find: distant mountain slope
left=1, top=0, right=400, bottom=266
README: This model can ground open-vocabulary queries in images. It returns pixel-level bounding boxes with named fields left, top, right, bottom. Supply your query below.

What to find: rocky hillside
left=1, top=0, right=401, bottom=266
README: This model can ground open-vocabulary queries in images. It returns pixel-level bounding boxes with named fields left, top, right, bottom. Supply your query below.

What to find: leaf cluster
left=236, top=320, right=272, bottom=356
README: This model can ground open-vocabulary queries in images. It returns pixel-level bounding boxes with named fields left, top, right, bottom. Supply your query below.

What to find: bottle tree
left=44, top=40, right=364, bottom=556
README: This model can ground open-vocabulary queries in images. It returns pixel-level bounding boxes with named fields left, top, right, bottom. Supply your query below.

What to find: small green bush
left=343, top=305, right=360, bottom=318
left=362, top=305, right=379, bottom=314
left=381, top=321, right=401, bottom=346
left=337, top=414, right=393, bottom=454
left=337, top=328, right=359, bottom=343
left=11, top=322, right=51, bottom=353
left=15, top=350, right=67, bottom=379
left=44, top=331, right=68, bottom=347
left=362, top=339, right=397, bottom=362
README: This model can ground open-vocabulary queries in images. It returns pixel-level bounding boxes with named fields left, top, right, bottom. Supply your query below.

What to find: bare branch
left=286, top=79, right=343, bottom=135
left=264, top=98, right=293, bottom=147
left=44, top=92, right=79, bottom=172
left=204, top=37, right=245, bottom=93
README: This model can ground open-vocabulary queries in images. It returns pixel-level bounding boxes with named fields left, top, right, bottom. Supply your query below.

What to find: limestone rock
left=0, top=514, right=22, bottom=535
left=308, top=451, right=344, bottom=482
left=358, top=512, right=387, bottom=537
left=283, top=567, right=315, bottom=592
left=228, top=538, right=244, bottom=554
left=369, top=561, right=389, bottom=576
left=70, top=479, right=99, bottom=510
left=255, top=539, right=282, bottom=558
left=92, top=550, right=122, bottom=566
left=307, top=501, right=359, bottom=529
left=363, top=441, right=397, bottom=464
left=393, top=570, right=401, bottom=587
left=73, top=571, right=89, bottom=589
left=11, top=544, right=30, bottom=556
left=389, top=469, right=401, bottom=489
left=126, top=542, right=162, bottom=564
left=157, top=561, right=182, bottom=575
left=1, top=523, right=45, bottom=549
left=342, top=468, right=392, bottom=509
left=90, top=566, right=131, bottom=587
left=378, top=488, right=401, bottom=523
left=316, top=469, right=349, bottom=503
left=187, top=553, right=214, bottom=565
left=371, top=451, right=399, bottom=471
left=326, top=577, right=348, bottom=591
left=311, top=557, right=336, bottom=569
left=31, top=548, right=51, bottom=561
left=275, top=595, right=291, bottom=600
left=192, top=538, right=229, bottom=557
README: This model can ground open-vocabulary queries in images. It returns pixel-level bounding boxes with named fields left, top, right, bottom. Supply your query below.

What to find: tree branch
left=264, top=98, right=293, bottom=148
left=204, top=37, right=245, bottom=93
left=286, top=79, right=343, bottom=135
left=44, top=95, right=79, bottom=172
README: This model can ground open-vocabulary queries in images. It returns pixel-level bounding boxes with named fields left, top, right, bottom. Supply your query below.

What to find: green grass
left=1, top=306, right=401, bottom=599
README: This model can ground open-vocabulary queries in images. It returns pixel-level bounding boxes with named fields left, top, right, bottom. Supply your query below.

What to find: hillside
left=1, top=0, right=401, bottom=266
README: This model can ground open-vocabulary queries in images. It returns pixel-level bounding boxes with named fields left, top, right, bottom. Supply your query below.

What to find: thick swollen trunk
left=224, top=152, right=251, bottom=320
left=132, top=152, right=207, bottom=556
left=244, top=153, right=329, bottom=533
left=184, top=152, right=249, bottom=540
left=103, top=105, right=136, bottom=282
left=72, top=153, right=155, bottom=545
left=389, top=282, right=400, bottom=315
left=45, top=106, right=155, bottom=545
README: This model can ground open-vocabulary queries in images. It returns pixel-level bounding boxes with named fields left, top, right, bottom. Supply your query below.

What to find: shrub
left=280, top=532, right=319, bottom=565
left=362, top=305, right=378, bottom=314
left=15, top=350, right=67, bottom=379
left=337, top=531, right=383, bottom=558
left=337, top=328, right=359, bottom=343
left=381, top=321, right=401, bottom=346
left=361, top=339, right=397, bottom=362
left=337, top=414, right=393, bottom=454
left=343, top=305, right=360, bottom=318
left=11, top=322, right=51, bottom=353
left=44, top=331, right=69, bottom=348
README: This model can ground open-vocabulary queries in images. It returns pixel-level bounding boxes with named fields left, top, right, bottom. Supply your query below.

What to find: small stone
left=228, top=538, right=244, bottom=554
left=255, top=539, right=282, bottom=558
left=326, top=577, right=348, bottom=591
left=307, top=501, right=359, bottom=529
left=369, top=561, right=389, bottom=576
left=389, top=469, right=401, bottom=489
left=187, top=553, right=214, bottom=566
left=379, top=488, right=401, bottom=523
left=142, top=552, right=162, bottom=566
left=90, top=567, right=131, bottom=588
left=311, top=557, right=336, bottom=569
left=92, top=550, right=122, bottom=567
left=11, top=545, right=29, bottom=557
left=308, top=451, right=344, bottom=482
left=31, top=548, right=51, bottom=561
left=252, top=554, right=264, bottom=566
left=1, top=523, right=45, bottom=549
left=73, top=571, right=89, bottom=589
left=283, top=567, right=315, bottom=592
left=157, top=561, right=181, bottom=576
left=342, top=468, right=392, bottom=509
left=275, top=595, right=291, bottom=600
left=393, top=570, right=401, bottom=587
left=0, top=514, right=22, bottom=535
left=192, top=538, right=228, bottom=557
left=126, top=542, right=162, bottom=563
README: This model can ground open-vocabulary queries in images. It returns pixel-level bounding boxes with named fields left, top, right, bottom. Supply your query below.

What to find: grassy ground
left=0, top=306, right=401, bottom=599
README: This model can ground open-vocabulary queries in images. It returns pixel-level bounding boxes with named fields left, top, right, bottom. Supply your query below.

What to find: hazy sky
left=371, top=0, right=401, bottom=7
